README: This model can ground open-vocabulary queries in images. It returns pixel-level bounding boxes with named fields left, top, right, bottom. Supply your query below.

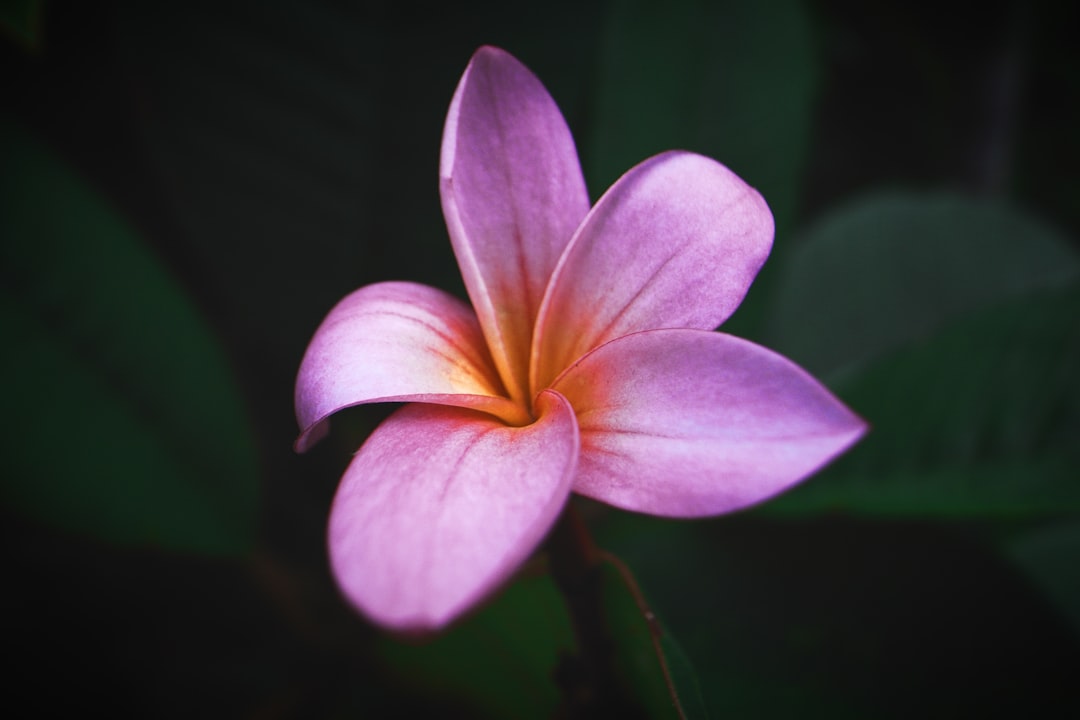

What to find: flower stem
left=545, top=502, right=644, bottom=719
left=597, top=549, right=689, bottom=720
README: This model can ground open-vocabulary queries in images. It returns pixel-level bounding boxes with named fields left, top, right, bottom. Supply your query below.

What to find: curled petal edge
left=294, top=281, right=527, bottom=451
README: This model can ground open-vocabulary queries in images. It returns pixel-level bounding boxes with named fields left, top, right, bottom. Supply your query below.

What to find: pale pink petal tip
left=553, top=329, right=866, bottom=518
left=440, top=44, right=590, bottom=404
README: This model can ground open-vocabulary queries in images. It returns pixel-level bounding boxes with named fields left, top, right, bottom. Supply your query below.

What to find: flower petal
left=551, top=329, right=866, bottom=517
left=327, top=391, right=578, bottom=631
left=532, top=151, right=773, bottom=392
left=294, top=281, right=526, bottom=452
left=440, top=46, right=590, bottom=406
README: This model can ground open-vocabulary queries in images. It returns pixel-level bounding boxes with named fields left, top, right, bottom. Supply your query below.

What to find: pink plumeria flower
left=295, top=46, right=865, bottom=631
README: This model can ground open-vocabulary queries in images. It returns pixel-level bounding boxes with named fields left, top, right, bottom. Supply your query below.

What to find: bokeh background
left=3, top=0, right=1078, bottom=717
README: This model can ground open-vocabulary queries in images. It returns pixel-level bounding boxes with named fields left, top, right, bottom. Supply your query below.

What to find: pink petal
left=440, top=46, right=590, bottom=406
left=532, top=151, right=774, bottom=392
left=327, top=391, right=578, bottom=631
left=551, top=329, right=866, bottom=517
left=294, top=281, right=526, bottom=452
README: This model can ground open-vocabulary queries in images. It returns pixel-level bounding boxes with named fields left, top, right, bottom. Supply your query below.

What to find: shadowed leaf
left=767, top=192, right=1079, bottom=380
left=1007, top=522, right=1080, bottom=637
left=0, top=0, right=42, bottom=49
left=376, top=571, right=574, bottom=719
left=600, top=555, right=709, bottom=719
left=769, top=280, right=1080, bottom=517
left=0, top=116, right=258, bottom=555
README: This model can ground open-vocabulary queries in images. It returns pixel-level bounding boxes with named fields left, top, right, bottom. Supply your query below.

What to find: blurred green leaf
left=600, top=557, right=709, bottom=719
left=588, top=0, right=818, bottom=342
left=595, top=510, right=1080, bottom=718
left=1007, top=522, right=1080, bottom=636
left=769, top=279, right=1080, bottom=517
left=589, top=0, right=820, bottom=345
left=376, top=571, right=574, bottom=719
left=0, top=0, right=42, bottom=48
left=0, top=116, right=258, bottom=555
left=594, top=515, right=871, bottom=719
left=375, top=552, right=711, bottom=719
left=588, top=0, right=818, bottom=238
left=766, top=192, right=1079, bottom=380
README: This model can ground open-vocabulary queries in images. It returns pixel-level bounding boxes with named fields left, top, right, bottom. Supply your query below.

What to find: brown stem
left=597, top=549, right=689, bottom=720
left=545, top=503, right=644, bottom=718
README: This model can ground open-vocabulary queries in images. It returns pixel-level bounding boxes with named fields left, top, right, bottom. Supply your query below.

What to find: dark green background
left=3, top=0, right=1078, bottom=717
